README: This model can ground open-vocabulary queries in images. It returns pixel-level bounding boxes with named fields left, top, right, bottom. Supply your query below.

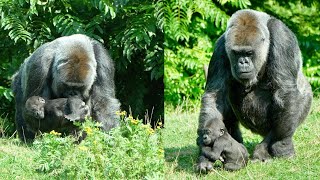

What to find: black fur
left=197, top=120, right=248, bottom=171
left=25, top=96, right=89, bottom=134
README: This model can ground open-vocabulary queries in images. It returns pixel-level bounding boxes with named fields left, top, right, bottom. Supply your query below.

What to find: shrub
left=33, top=114, right=164, bottom=179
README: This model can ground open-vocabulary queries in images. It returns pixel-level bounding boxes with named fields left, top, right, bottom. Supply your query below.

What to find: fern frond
left=1, top=16, right=31, bottom=43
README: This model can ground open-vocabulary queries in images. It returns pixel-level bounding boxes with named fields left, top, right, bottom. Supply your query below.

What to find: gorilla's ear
left=219, top=128, right=225, bottom=136
left=267, top=18, right=301, bottom=87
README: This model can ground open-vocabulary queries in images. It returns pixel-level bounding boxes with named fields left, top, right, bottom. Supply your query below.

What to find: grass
left=0, top=139, right=47, bottom=179
left=0, top=99, right=319, bottom=179
left=0, top=116, right=164, bottom=179
left=164, top=98, right=320, bottom=179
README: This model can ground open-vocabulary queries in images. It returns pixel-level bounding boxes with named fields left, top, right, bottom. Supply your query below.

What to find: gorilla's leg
left=196, top=155, right=213, bottom=173
left=270, top=137, right=295, bottom=158
left=224, top=162, right=242, bottom=171
left=252, top=132, right=272, bottom=161
left=268, top=89, right=311, bottom=159
left=224, top=116, right=243, bottom=143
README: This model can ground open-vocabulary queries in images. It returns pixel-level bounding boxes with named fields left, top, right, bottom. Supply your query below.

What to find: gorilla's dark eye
left=246, top=51, right=253, bottom=56
left=232, top=50, right=239, bottom=56
left=203, top=129, right=210, bottom=134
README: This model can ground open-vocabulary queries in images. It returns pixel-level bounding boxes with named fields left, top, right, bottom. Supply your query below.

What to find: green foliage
left=0, top=116, right=15, bottom=137
left=164, top=0, right=249, bottom=107
left=33, top=116, right=164, bottom=179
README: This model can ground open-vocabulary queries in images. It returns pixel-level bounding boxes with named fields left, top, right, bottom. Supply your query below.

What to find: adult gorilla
left=12, top=34, right=120, bottom=141
left=197, top=9, right=312, bottom=172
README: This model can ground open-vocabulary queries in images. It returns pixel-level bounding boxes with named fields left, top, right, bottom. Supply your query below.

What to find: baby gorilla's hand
left=65, top=103, right=89, bottom=122
left=219, top=156, right=225, bottom=162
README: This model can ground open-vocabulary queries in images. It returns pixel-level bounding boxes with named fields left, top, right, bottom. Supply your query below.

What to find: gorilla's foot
left=196, top=161, right=213, bottom=173
left=224, top=162, right=243, bottom=171
left=270, top=139, right=295, bottom=158
left=196, top=156, right=213, bottom=173
left=252, top=142, right=271, bottom=162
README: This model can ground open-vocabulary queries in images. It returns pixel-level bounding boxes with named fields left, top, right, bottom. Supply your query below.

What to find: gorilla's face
left=225, top=22, right=270, bottom=87
left=230, top=47, right=256, bottom=81
left=52, top=42, right=97, bottom=99
left=202, top=127, right=224, bottom=146
left=25, top=96, right=46, bottom=119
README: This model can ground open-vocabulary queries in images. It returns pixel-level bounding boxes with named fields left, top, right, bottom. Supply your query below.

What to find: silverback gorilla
left=12, top=34, right=120, bottom=141
left=197, top=9, right=312, bottom=171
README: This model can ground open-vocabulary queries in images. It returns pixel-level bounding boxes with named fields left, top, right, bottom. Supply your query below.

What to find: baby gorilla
left=197, top=120, right=249, bottom=171
left=24, top=96, right=89, bottom=133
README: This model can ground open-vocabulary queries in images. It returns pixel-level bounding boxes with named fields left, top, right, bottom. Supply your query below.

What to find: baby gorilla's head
left=25, top=96, right=46, bottom=119
left=202, top=120, right=225, bottom=145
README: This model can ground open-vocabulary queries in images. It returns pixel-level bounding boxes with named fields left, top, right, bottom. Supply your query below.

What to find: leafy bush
left=33, top=115, right=164, bottom=179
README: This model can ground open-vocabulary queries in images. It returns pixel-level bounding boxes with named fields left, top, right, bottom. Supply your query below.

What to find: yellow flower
left=130, top=119, right=139, bottom=125
left=128, top=115, right=134, bottom=120
left=79, top=146, right=88, bottom=151
left=84, top=127, right=93, bottom=135
left=142, top=124, right=149, bottom=129
left=158, top=149, right=164, bottom=154
left=49, top=130, right=61, bottom=136
left=158, top=149, right=164, bottom=157
left=115, top=110, right=127, bottom=116
left=147, top=127, right=155, bottom=135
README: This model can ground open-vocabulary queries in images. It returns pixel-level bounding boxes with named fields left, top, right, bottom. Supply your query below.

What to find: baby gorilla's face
left=202, top=127, right=225, bottom=145
left=33, top=97, right=45, bottom=119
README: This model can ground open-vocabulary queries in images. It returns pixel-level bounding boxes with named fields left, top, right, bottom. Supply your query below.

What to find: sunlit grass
left=164, top=98, right=320, bottom=179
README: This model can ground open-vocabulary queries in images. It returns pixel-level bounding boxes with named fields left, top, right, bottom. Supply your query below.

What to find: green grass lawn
left=164, top=98, right=320, bottom=179
left=0, top=139, right=48, bottom=179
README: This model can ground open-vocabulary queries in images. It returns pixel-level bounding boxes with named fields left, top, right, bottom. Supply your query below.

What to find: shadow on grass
left=244, top=140, right=261, bottom=157
left=165, top=145, right=198, bottom=173
left=165, top=140, right=261, bottom=174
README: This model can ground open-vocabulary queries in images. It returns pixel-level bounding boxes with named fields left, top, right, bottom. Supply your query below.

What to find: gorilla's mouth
left=238, top=71, right=253, bottom=79
left=203, top=139, right=211, bottom=145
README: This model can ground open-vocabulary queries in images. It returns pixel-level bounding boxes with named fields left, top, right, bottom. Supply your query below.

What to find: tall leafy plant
left=164, top=0, right=250, bottom=107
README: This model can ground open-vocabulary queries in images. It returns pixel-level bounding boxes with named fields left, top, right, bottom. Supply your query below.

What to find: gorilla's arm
left=12, top=43, right=54, bottom=141
left=12, top=70, right=34, bottom=141
left=201, top=145, right=224, bottom=162
left=197, top=35, right=241, bottom=171
left=22, top=43, right=54, bottom=99
left=90, top=40, right=121, bottom=131
left=198, top=35, right=242, bottom=142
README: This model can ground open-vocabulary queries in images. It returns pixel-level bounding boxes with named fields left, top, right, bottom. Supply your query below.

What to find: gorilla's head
left=25, top=96, right=46, bottom=119
left=201, top=120, right=225, bottom=146
left=52, top=34, right=97, bottom=99
left=225, top=10, right=270, bottom=87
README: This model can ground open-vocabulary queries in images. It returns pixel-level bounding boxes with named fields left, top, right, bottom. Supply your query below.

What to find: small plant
left=33, top=113, right=164, bottom=179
